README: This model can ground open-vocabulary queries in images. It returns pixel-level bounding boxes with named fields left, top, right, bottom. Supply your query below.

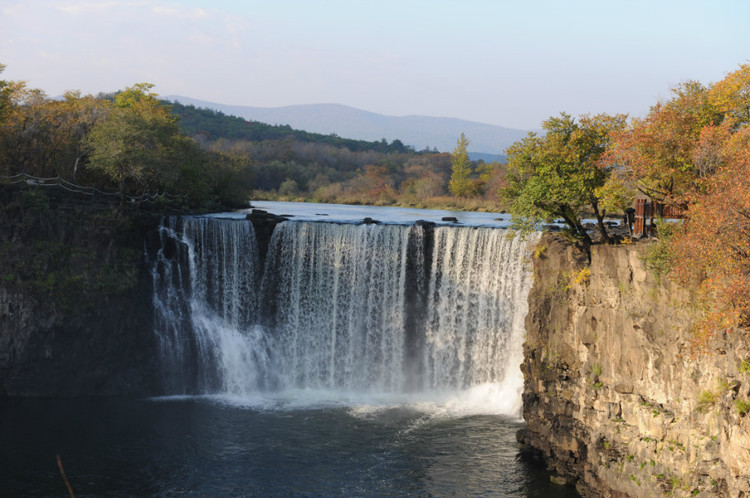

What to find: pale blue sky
left=1, top=0, right=748, bottom=129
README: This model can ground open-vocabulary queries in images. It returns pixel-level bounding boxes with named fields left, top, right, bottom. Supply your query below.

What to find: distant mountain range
left=165, top=96, right=529, bottom=156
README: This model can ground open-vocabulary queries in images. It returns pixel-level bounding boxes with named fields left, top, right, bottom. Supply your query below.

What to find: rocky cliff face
left=519, top=234, right=750, bottom=497
left=0, top=187, right=162, bottom=396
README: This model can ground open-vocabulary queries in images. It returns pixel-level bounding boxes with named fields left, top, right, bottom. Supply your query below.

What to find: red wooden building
left=632, top=198, right=684, bottom=237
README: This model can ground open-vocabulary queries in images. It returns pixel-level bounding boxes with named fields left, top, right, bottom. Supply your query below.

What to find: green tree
left=84, top=83, right=194, bottom=198
left=501, top=112, right=627, bottom=246
left=0, top=63, right=10, bottom=122
left=449, top=133, right=473, bottom=197
left=278, top=177, right=300, bottom=196
left=58, top=91, right=111, bottom=181
left=199, top=149, right=254, bottom=208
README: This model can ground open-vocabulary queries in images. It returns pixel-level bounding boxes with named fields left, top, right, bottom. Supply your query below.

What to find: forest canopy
left=501, top=64, right=750, bottom=344
left=0, top=64, right=504, bottom=210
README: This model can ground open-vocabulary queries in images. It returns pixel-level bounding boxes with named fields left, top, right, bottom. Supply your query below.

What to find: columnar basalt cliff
left=0, top=187, right=162, bottom=396
left=519, top=234, right=750, bottom=497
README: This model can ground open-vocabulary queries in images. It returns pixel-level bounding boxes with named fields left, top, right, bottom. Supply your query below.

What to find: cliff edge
left=519, top=234, right=750, bottom=497
left=0, top=187, right=161, bottom=396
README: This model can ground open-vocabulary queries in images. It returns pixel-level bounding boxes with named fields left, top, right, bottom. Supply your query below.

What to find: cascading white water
left=152, top=217, right=272, bottom=394
left=262, top=222, right=413, bottom=392
left=152, top=216, right=538, bottom=409
left=422, top=227, right=537, bottom=413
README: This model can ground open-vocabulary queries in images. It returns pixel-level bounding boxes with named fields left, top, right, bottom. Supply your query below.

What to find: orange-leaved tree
left=669, top=125, right=750, bottom=347
left=609, top=80, right=721, bottom=209
left=633, top=64, right=750, bottom=347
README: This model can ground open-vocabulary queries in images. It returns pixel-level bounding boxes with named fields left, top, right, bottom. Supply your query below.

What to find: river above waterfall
left=225, top=200, right=515, bottom=227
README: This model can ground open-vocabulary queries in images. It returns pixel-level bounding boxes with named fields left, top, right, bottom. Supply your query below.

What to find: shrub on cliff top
left=641, top=219, right=679, bottom=279
left=668, top=123, right=750, bottom=348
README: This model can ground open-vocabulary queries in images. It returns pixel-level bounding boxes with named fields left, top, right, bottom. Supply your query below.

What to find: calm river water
left=0, top=397, right=579, bottom=497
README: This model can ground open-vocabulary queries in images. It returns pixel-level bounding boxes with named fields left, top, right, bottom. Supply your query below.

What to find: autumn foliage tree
left=58, top=91, right=111, bottom=181
left=502, top=112, right=627, bottom=246
left=0, top=81, right=56, bottom=175
left=609, top=81, right=721, bottom=208
left=669, top=128, right=750, bottom=345
left=0, top=70, right=111, bottom=180
left=660, top=66, right=750, bottom=344
left=0, top=63, right=11, bottom=123
left=707, top=64, right=750, bottom=130
left=609, top=64, right=750, bottom=345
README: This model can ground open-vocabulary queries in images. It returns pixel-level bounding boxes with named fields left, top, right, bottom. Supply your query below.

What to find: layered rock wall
left=519, top=234, right=750, bottom=497
left=0, top=187, right=161, bottom=396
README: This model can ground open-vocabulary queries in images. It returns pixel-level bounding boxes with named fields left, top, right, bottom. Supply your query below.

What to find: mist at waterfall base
left=0, top=203, right=579, bottom=497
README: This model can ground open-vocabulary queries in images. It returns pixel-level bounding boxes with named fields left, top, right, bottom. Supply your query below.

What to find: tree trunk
left=119, top=179, right=126, bottom=209
left=573, top=218, right=593, bottom=250
left=72, top=155, right=81, bottom=182
left=590, top=194, right=612, bottom=244
left=558, top=205, right=593, bottom=257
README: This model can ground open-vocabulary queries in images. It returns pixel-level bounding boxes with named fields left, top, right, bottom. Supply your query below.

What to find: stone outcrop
left=519, top=234, right=750, bottom=497
left=246, top=209, right=289, bottom=270
left=0, top=186, right=161, bottom=396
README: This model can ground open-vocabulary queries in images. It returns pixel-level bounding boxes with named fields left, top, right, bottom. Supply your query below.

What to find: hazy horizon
left=1, top=0, right=748, bottom=130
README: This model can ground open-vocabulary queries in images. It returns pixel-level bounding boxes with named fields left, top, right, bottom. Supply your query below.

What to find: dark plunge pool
left=0, top=397, right=580, bottom=497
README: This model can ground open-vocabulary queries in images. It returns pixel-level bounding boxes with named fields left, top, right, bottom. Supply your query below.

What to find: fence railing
left=0, top=173, right=188, bottom=204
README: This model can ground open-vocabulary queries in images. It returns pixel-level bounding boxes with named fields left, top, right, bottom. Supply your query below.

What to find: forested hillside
left=0, top=63, right=502, bottom=210
left=166, top=97, right=528, bottom=155
left=168, top=101, right=503, bottom=208
left=170, top=101, right=418, bottom=154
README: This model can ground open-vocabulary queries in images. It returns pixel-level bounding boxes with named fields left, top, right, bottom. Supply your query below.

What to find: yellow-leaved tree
left=84, top=83, right=197, bottom=198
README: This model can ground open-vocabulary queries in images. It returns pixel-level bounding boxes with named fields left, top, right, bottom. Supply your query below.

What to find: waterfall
left=152, top=217, right=538, bottom=406
left=423, top=227, right=535, bottom=404
left=261, top=222, right=413, bottom=392
left=152, top=217, right=272, bottom=394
